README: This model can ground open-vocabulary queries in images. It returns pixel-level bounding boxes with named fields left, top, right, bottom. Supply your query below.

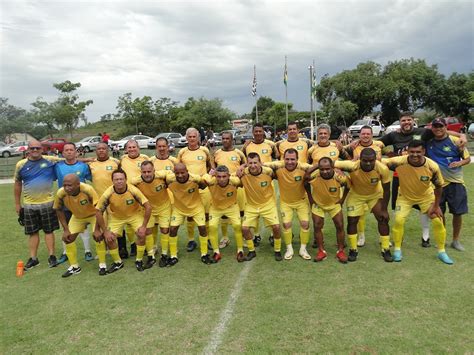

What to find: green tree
left=321, top=98, right=358, bottom=126
left=261, top=102, right=293, bottom=129
left=432, top=72, right=474, bottom=121
left=251, top=96, right=276, bottom=118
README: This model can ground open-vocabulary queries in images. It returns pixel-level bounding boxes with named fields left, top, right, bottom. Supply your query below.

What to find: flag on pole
left=283, top=62, right=288, bottom=86
left=311, top=65, right=316, bottom=98
left=251, top=65, right=257, bottom=97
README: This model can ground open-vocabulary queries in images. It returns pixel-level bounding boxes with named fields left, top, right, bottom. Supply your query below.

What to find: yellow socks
left=274, top=238, right=281, bottom=252
left=65, top=242, right=78, bottom=267
left=300, top=228, right=310, bottom=245
left=432, top=217, right=447, bottom=252
left=208, top=223, right=219, bottom=252
left=380, top=235, right=390, bottom=251
left=348, top=234, right=358, bottom=250
left=282, top=229, right=292, bottom=246
left=160, top=233, right=169, bottom=255
left=233, top=224, right=244, bottom=252
left=199, top=235, right=209, bottom=256
left=109, top=248, right=122, bottom=263
left=145, top=235, right=154, bottom=257
left=136, top=244, right=145, bottom=261
left=95, top=240, right=106, bottom=265
left=169, top=236, right=178, bottom=258
left=246, top=238, right=255, bottom=252
left=357, top=216, right=366, bottom=235
left=392, top=215, right=404, bottom=250
left=152, top=225, right=158, bottom=248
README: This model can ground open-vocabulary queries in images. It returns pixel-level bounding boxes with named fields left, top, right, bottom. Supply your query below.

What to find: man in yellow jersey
left=54, top=174, right=104, bottom=276
left=276, top=121, right=313, bottom=163
left=213, top=131, right=247, bottom=248
left=118, top=139, right=149, bottom=258
left=307, top=124, right=345, bottom=164
left=130, top=161, right=172, bottom=268
left=88, top=143, right=120, bottom=197
left=95, top=169, right=152, bottom=273
left=239, top=152, right=282, bottom=261
left=382, top=140, right=453, bottom=264
left=177, top=127, right=214, bottom=252
left=336, top=148, right=392, bottom=262
left=203, top=165, right=245, bottom=262
left=265, top=148, right=312, bottom=260
left=166, top=163, right=213, bottom=265
left=150, top=137, right=178, bottom=172
left=305, top=157, right=348, bottom=263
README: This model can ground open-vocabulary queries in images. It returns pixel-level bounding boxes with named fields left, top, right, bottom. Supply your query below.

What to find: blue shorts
left=440, top=183, right=468, bottom=215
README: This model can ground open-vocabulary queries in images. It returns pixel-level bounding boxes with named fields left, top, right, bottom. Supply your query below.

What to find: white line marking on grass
left=203, top=262, right=253, bottom=355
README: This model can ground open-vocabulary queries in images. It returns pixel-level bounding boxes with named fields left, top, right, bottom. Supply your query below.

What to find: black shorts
left=24, top=202, right=60, bottom=235
left=440, top=183, right=468, bottom=215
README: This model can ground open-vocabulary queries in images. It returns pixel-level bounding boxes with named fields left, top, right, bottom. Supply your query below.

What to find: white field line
left=203, top=261, right=253, bottom=355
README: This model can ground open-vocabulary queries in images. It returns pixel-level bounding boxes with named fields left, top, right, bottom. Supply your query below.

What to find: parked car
left=76, top=136, right=102, bottom=152
left=348, top=118, right=384, bottom=137
left=0, top=141, right=29, bottom=158
left=235, top=130, right=254, bottom=144
left=468, top=122, right=474, bottom=139
left=385, top=120, right=418, bottom=134
left=147, top=133, right=184, bottom=149
left=41, top=138, right=69, bottom=154
left=424, top=117, right=464, bottom=132
left=176, top=136, right=188, bottom=147
left=109, top=135, right=153, bottom=150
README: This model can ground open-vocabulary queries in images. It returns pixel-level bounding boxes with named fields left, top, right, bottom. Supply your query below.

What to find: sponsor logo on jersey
left=80, top=199, right=88, bottom=205
left=260, top=181, right=268, bottom=187
left=420, top=176, right=429, bottom=181
left=126, top=199, right=134, bottom=205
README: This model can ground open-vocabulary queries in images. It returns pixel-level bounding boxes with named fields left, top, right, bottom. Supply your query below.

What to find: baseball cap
left=431, top=118, right=447, bottom=126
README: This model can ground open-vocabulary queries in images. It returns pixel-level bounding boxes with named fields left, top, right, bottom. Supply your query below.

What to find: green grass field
left=1, top=166, right=473, bottom=353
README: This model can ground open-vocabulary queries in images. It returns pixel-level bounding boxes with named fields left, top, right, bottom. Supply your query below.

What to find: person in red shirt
left=102, top=132, right=110, bottom=144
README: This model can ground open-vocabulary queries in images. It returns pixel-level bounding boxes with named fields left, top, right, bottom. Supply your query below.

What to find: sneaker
left=187, top=240, right=197, bottom=252
left=219, top=238, right=230, bottom=249
left=201, top=254, right=212, bottom=265
left=158, top=254, right=169, bottom=268
left=393, top=250, right=402, bottom=262
left=421, top=238, right=431, bottom=248
left=57, top=254, right=68, bottom=264
left=299, top=247, right=311, bottom=260
left=84, top=251, right=93, bottom=262
left=24, top=257, right=39, bottom=270
left=119, top=247, right=129, bottom=259
left=284, top=245, right=294, bottom=260
left=107, top=261, right=124, bottom=273
left=357, top=234, right=365, bottom=247
left=130, top=243, right=137, bottom=257
left=381, top=249, right=393, bottom=262
left=438, top=252, right=454, bottom=265
left=450, top=240, right=465, bottom=252
left=312, top=239, right=318, bottom=249
left=336, top=250, right=348, bottom=264
left=269, top=235, right=274, bottom=247
left=212, top=252, right=222, bottom=263
left=253, top=235, right=261, bottom=247
left=348, top=249, right=358, bottom=262
left=98, top=267, right=107, bottom=276
left=314, top=250, right=327, bottom=262
left=135, top=260, right=145, bottom=272
left=274, top=251, right=283, bottom=261
left=145, top=256, right=156, bottom=269
left=244, top=250, right=256, bottom=261
left=62, top=266, right=81, bottom=278
left=167, top=257, right=179, bottom=267
left=48, top=255, right=59, bottom=268
left=236, top=251, right=245, bottom=262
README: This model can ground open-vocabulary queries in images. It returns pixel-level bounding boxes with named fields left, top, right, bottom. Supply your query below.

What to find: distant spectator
left=102, top=132, right=110, bottom=144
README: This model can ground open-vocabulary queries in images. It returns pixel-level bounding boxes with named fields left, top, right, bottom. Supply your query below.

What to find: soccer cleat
left=381, top=249, right=393, bottom=262
left=130, top=243, right=137, bottom=257
left=438, top=252, right=454, bottom=265
left=274, top=251, right=283, bottom=261
left=24, top=258, right=40, bottom=270
left=219, top=238, right=230, bottom=249
left=62, top=266, right=81, bottom=278
left=299, top=247, right=311, bottom=260
left=314, top=250, right=327, bottom=262
left=348, top=249, right=358, bottom=262
left=201, top=254, right=212, bottom=265
left=392, top=250, right=402, bottom=262
left=253, top=235, right=262, bottom=247
left=135, top=260, right=145, bottom=272
left=48, top=255, right=59, bottom=268
left=119, top=247, right=129, bottom=259
left=236, top=251, right=245, bottom=262
left=98, top=267, right=107, bottom=276
left=158, top=254, right=169, bottom=268
left=244, top=250, right=256, bottom=261
left=145, top=256, right=156, bottom=269
left=284, top=245, right=294, bottom=260
left=107, top=261, right=124, bottom=273
left=336, top=250, right=348, bottom=264
left=269, top=235, right=275, bottom=247
left=84, top=251, right=93, bottom=262
left=212, top=252, right=222, bottom=263
left=57, top=254, right=68, bottom=264
left=167, top=257, right=179, bottom=267
left=357, top=234, right=365, bottom=247
left=186, top=240, right=197, bottom=252
left=421, top=238, right=431, bottom=248
left=450, top=240, right=465, bottom=252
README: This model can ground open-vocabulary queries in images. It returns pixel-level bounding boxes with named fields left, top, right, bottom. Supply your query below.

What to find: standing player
left=276, top=121, right=313, bottom=163
left=88, top=143, right=120, bottom=197
left=150, top=137, right=178, bottom=172
left=383, top=140, right=453, bottom=264
left=307, top=124, right=344, bottom=164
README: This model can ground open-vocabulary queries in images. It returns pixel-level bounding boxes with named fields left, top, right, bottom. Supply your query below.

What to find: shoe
left=438, top=252, right=454, bottom=265
left=348, top=249, right=358, bottom=262
left=381, top=249, right=393, bottom=262
left=269, top=235, right=274, bottom=247
left=336, top=250, right=348, bottom=264
left=62, top=266, right=81, bottom=278
left=393, top=250, right=402, bottom=262
left=98, top=267, right=107, bottom=276
left=274, top=251, right=283, bottom=261
left=107, top=261, right=124, bottom=273
left=57, top=254, right=68, bottom=264
left=357, top=234, right=365, bottom=247
left=135, top=260, right=145, bottom=272
left=253, top=235, right=261, bottom=247
left=212, top=252, right=222, bottom=263
left=421, top=238, right=431, bottom=248
left=219, top=238, right=230, bottom=249
left=48, top=255, right=59, bottom=268
left=244, top=250, right=256, bottom=261
left=236, top=251, right=245, bottom=262
left=201, top=254, right=212, bottom=265
left=130, top=243, right=137, bottom=257
left=314, top=250, right=327, bottom=262
left=24, top=257, right=39, bottom=270
left=167, top=257, right=179, bottom=267
left=450, top=240, right=465, bottom=252
left=119, top=247, right=129, bottom=259
left=158, top=254, right=169, bottom=268
left=145, top=256, right=156, bottom=269
left=284, top=245, right=294, bottom=260
left=299, top=247, right=311, bottom=260
left=312, top=239, right=318, bottom=249
left=187, top=240, right=197, bottom=252
left=84, top=251, right=93, bottom=262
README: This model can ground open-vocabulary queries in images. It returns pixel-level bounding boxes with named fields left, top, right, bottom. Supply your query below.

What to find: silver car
left=76, top=136, right=103, bottom=152
left=0, top=141, right=29, bottom=158
left=147, top=132, right=184, bottom=148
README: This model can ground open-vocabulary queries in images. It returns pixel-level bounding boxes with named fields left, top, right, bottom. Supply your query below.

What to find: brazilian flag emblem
left=297, top=145, right=303, bottom=150
left=106, top=166, right=113, bottom=171
left=188, top=188, right=195, bottom=193
left=294, top=176, right=302, bottom=181
left=226, top=192, right=234, bottom=197
left=329, top=187, right=337, bottom=192
left=262, top=149, right=268, bottom=154
left=80, top=199, right=88, bottom=205
left=442, top=146, right=451, bottom=152
left=260, top=181, right=268, bottom=187
left=347, top=206, right=354, bottom=211
left=330, top=151, right=336, bottom=156
left=231, top=156, right=237, bottom=161
left=126, top=199, right=134, bottom=205
left=197, top=156, right=204, bottom=160
left=370, top=178, right=379, bottom=183
left=137, top=162, right=141, bottom=167
left=40, top=163, right=47, bottom=168
left=420, top=176, right=429, bottom=181
left=156, top=185, right=162, bottom=192
left=165, top=166, right=171, bottom=170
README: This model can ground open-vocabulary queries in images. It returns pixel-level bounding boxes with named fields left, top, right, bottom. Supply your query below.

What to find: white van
left=348, top=118, right=384, bottom=137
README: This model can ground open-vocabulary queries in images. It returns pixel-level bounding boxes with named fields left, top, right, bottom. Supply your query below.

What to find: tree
left=432, top=72, right=474, bottom=121
left=0, top=98, right=32, bottom=141
left=251, top=96, right=276, bottom=118
left=321, top=98, right=358, bottom=126
left=261, top=102, right=293, bottom=129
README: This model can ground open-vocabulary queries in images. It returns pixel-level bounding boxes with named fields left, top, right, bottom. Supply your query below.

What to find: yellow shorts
left=237, top=187, right=246, bottom=212
left=280, top=199, right=310, bottom=224
left=209, top=204, right=241, bottom=226
left=146, top=202, right=172, bottom=228
left=170, top=206, right=206, bottom=227
left=199, top=188, right=211, bottom=213
left=242, top=201, right=280, bottom=228
left=394, top=194, right=434, bottom=220
left=108, top=214, right=144, bottom=235
left=346, top=192, right=382, bottom=217
left=311, top=203, right=342, bottom=219
left=69, top=215, right=96, bottom=235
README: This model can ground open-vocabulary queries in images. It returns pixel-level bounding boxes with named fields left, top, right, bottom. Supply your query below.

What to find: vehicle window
left=353, top=120, right=368, bottom=125
left=171, top=134, right=179, bottom=138
left=373, top=121, right=380, bottom=126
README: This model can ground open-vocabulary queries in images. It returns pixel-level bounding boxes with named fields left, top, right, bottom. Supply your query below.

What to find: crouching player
left=95, top=169, right=152, bottom=273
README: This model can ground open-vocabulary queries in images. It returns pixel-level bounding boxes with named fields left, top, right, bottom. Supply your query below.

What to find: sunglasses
left=29, top=147, right=42, bottom=150
left=432, top=124, right=445, bottom=128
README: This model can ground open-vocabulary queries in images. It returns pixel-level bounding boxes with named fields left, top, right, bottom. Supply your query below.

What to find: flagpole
left=313, top=59, right=317, bottom=128
left=255, top=96, right=259, bottom=123
left=284, top=55, right=288, bottom=127
left=309, top=64, right=314, bottom=140
left=252, top=65, right=258, bottom=123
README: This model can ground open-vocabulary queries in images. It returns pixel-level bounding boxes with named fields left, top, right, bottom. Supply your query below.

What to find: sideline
left=0, top=179, right=14, bottom=184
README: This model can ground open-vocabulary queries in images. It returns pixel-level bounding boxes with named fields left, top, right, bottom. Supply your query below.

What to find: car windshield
left=390, top=121, right=400, bottom=126
left=79, top=137, right=93, bottom=142
left=352, top=120, right=369, bottom=126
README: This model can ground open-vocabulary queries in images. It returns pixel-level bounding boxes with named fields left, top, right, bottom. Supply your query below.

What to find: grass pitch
left=1, top=166, right=473, bottom=353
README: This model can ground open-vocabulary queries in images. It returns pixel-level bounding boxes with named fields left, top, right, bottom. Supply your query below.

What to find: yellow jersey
left=120, top=154, right=149, bottom=181
left=96, top=184, right=148, bottom=219
left=240, top=166, right=274, bottom=206
left=130, top=171, right=171, bottom=210
left=346, top=140, right=385, bottom=160
left=308, top=170, right=347, bottom=208
left=177, top=146, right=211, bottom=176
left=213, top=148, right=246, bottom=174
left=203, top=174, right=242, bottom=209
left=150, top=155, right=178, bottom=172
left=54, top=183, right=98, bottom=219
left=166, top=173, right=204, bottom=213
left=276, top=138, right=312, bottom=163
left=88, top=158, right=120, bottom=197
left=308, top=142, right=340, bottom=163
left=265, top=161, right=311, bottom=204
left=243, top=140, right=276, bottom=163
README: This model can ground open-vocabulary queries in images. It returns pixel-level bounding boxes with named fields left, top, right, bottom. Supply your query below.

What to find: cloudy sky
left=1, top=0, right=472, bottom=121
